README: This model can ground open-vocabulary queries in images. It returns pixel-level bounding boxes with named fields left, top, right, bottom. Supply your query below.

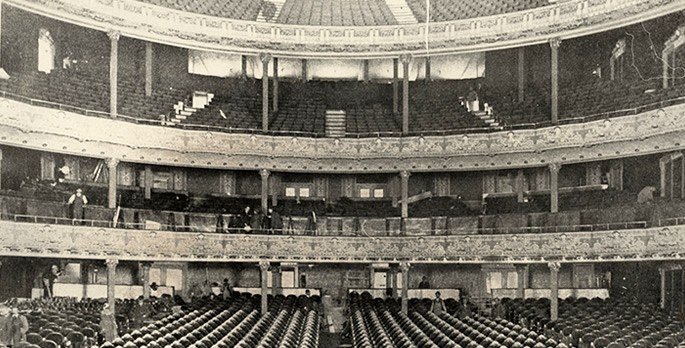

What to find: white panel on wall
left=281, top=271, right=295, bottom=288
left=367, top=58, right=423, bottom=81
left=150, top=268, right=161, bottom=285
left=429, top=53, right=486, bottom=80
left=188, top=50, right=243, bottom=78
left=166, top=268, right=183, bottom=292
left=308, top=59, right=364, bottom=80
left=276, top=58, right=303, bottom=79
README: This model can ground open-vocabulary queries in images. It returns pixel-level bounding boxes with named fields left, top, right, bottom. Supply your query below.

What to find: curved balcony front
left=0, top=95, right=683, bottom=172
left=6, top=0, right=684, bottom=58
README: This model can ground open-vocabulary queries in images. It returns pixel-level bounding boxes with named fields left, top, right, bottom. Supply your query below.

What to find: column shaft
left=261, top=54, right=271, bottom=132
left=550, top=164, right=560, bottom=213
left=145, top=42, right=153, bottom=97
left=260, top=261, right=270, bottom=315
left=272, top=57, right=279, bottom=113
left=425, top=57, right=431, bottom=81
left=516, top=265, right=526, bottom=299
left=550, top=39, right=561, bottom=124
left=401, top=56, right=411, bottom=135
left=144, top=165, right=152, bottom=200
left=400, top=263, right=410, bottom=314
left=260, top=169, right=270, bottom=214
left=400, top=171, right=410, bottom=219
left=108, top=31, right=120, bottom=119
left=141, top=262, right=152, bottom=299
left=107, top=159, right=118, bottom=209
left=106, top=259, right=118, bottom=311
left=0, top=147, right=3, bottom=190
left=660, top=268, right=666, bottom=309
left=389, top=268, right=397, bottom=298
left=392, top=58, right=399, bottom=114
left=549, top=262, right=560, bottom=320
left=518, top=47, right=525, bottom=102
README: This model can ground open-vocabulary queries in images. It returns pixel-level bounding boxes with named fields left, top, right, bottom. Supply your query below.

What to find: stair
left=473, top=103, right=501, bottom=128
left=171, top=91, right=214, bottom=124
left=256, top=0, right=286, bottom=23
left=325, top=110, right=346, bottom=138
left=384, top=0, right=419, bottom=24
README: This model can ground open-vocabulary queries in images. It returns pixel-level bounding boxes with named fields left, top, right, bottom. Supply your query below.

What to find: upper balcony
left=7, top=0, right=684, bottom=58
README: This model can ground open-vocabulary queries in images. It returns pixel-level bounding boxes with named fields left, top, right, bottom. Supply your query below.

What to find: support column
left=549, top=38, right=561, bottom=124
left=363, top=60, right=370, bottom=83
left=393, top=58, right=399, bottom=114
left=549, top=262, right=560, bottom=320
left=425, top=57, right=431, bottom=81
left=0, top=147, right=3, bottom=190
left=108, top=30, right=120, bottom=119
left=516, top=169, right=525, bottom=203
left=401, top=54, right=412, bottom=135
left=518, top=47, right=525, bottom=102
left=515, top=265, right=527, bottom=299
left=144, top=42, right=153, bottom=97
left=400, top=262, right=410, bottom=315
left=106, top=259, right=118, bottom=311
left=260, top=53, right=272, bottom=132
left=660, top=267, right=667, bottom=309
left=241, top=56, right=247, bottom=80
left=260, top=261, right=270, bottom=315
left=389, top=267, right=397, bottom=299
left=272, top=57, right=279, bottom=113
left=144, top=165, right=152, bottom=200
left=301, top=59, right=307, bottom=81
left=549, top=163, right=561, bottom=213
left=663, top=49, right=670, bottom=89
left=141, top=262, right=152, bottom=299
left=400, top=171, right=410, bottom=218
left=106, top=158, right=118, bottom=209
left=260, top=169, right=270, bottom=214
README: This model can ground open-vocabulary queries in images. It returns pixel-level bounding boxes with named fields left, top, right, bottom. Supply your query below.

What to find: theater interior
left=0, top=0, right=684, bottom=347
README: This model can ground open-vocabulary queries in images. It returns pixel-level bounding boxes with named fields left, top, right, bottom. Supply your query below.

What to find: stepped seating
left=492, top=79, right=676, bottom=127
left=406, top=0, right=550, bottom=23
left=0, top=70, right=185, bottom=121
left=137, top=0, right=264, bottom=20
left=99, top=294, right=320, bottom=348
left=504, top=297, right=682, bottom=348
left=276, top=0, right=398, bottom=26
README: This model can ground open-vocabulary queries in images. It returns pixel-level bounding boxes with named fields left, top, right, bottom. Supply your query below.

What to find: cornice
left=1, top=220, right=683, bottom=263
left=0, top=97, right=684, bottom=173
left=5, top=0, right=684, bottom=58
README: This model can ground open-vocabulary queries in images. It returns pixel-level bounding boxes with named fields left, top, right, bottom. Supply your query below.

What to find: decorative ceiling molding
left=0, top=97, right=683, bottom=173
left=5, top=0, right=684, bottom=58
left=0, top=220, right=683, bottom=263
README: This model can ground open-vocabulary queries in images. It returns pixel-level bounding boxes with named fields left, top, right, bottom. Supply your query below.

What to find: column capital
left=399, top=262, right=411, bottom=272
left=105, top=259, right=119, bottom=268
left=399, top=53, right=413, bottom=65
left=106, top=158, right=119, bottom=169
left=548, top=163, right=562, bottom=174
left=548, top=261, right=561, bottom=272
left=259, top=260, right=270, bottom=271
left=259, top=169, right=270, bottom=178
left=259, top=52, right=272, bottom=64
left=107, top=30, right=121, bottom=42
left=400, top=170, right=411, bottom=179
left=141, top=261, right=153, bottom=269
left=549, top=37, right=562, bottom=49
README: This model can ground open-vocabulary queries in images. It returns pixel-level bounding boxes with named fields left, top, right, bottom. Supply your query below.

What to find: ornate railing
left=7, top=0, right=683, bottom=57
left=1, top=219, right=683, bottom=262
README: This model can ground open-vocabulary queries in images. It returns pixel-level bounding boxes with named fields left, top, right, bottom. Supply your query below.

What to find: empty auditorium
left=0, top=0, right=683, bottom=347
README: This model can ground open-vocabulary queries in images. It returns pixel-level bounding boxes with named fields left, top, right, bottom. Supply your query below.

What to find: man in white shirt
left=68, top=188, right=88, bottom=222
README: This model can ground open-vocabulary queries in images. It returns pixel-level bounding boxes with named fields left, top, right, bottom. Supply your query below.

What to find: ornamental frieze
left=0, top=97, right=684, bottom=173
left=2, top=220, right=685, bottom=263
left=6, top=0, right=683, bottom=58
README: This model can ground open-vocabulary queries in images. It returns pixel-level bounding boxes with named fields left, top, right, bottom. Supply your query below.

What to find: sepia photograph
left=0, top=0, right=682, bottom=346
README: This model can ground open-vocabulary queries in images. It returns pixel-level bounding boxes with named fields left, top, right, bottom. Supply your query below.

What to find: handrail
left=4, top=211, right=675, bottom=236
left=2, top=88, right=684, bottom=139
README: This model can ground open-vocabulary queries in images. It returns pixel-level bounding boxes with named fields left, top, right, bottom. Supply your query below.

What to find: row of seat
left=406, top=0, right=550, bottom=23
left=275, top=0, right=398, bottom=26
